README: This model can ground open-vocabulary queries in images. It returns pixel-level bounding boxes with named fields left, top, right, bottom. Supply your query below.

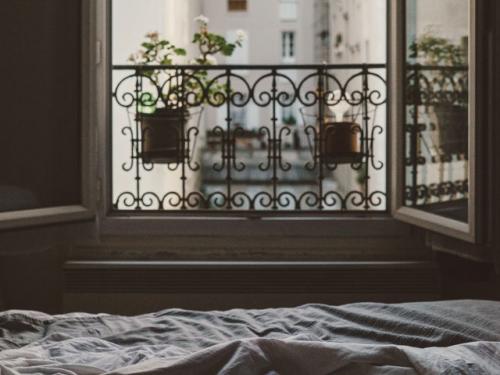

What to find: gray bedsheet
left=0, top=300, right=499, bottom=374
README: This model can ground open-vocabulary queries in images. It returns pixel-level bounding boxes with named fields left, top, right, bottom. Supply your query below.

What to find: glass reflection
left=405, top=0, right=469, bottom=222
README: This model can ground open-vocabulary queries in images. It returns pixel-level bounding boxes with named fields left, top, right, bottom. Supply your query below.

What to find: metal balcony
left=112, top=64, right=388, bottom=213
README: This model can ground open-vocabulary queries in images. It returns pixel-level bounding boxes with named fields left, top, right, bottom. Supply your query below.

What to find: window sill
left=99, top=214, right=410, bottom=238
left=0, top=206, right=94, bottom=231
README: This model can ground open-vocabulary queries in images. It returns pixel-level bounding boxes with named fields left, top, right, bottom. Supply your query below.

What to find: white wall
left=328, top=0, right=387, bottom=208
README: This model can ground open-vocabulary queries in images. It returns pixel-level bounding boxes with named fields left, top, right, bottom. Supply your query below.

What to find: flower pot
left=138, top=108, right=188, bottom=164
left=433, top=104, right=468, bottom=156
left=322, top=121, right=363, bottom=164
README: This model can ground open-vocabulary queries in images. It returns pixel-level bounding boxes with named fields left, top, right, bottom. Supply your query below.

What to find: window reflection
left=404, top=0, right=469, bottom=223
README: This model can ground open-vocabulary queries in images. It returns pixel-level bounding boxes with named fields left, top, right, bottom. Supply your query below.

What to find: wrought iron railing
left=404, top=65, right=469, bottom=207
left=112, top=64, right=388, bottom=212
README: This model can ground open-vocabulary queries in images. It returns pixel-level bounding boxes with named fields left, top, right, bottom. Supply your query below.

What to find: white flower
left=145, top=31, right=159, bottom=41
left=236, top=29, right=247, bottom=42
left=194, top=15, right=209, bottom=25
left=204, top=55, right=218, bottom=65
left=328, top=89, right=352, bottom=122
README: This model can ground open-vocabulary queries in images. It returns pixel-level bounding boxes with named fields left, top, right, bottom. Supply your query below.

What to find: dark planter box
left=322, top=121, right=363, bottom=164
left=434, top=104, right=468, bottom=157
left=138, top=108, right=188, bottom=164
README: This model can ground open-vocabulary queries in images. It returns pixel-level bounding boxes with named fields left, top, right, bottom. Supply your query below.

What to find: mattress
left=0, top=300, right=499, bottom=374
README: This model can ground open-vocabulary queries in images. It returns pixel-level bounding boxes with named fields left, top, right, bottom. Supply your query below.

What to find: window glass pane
left=280, top=0, right=297, bottom=20
left=282, top=31, right=296, bottom=62
left=404, top=0, right=470, bottom=223
left=112, top=0, right=387, bottom=213
left=0, top=0, right=82, bottom=213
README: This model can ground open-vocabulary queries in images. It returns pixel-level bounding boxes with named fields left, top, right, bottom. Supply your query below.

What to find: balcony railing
left=112, top=64, right=388, bottom=213
left=404, top=65, right=469, bottom=209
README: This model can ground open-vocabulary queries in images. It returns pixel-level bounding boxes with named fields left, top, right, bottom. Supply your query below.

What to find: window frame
left=96, top=0, right=412, bottom=239
left=0, top=0, right=96, bottom=231
left=390, top=0, right=479, bottom=243
left=281, top=31, right=296, bottom=62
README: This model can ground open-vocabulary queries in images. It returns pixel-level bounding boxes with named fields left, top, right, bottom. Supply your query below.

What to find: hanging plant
left=128, top=16, right=245, bottom=164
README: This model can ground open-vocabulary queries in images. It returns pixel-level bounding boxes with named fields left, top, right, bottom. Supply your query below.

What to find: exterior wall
left=200, top=0, right=334, bottom=205
left=202, top=0, right=317, bottom=129
left=202, top=0, right=315, bottom=65
left=329, top=0, right=387, bottom=65
left=328, top=0, right=387, bottom=202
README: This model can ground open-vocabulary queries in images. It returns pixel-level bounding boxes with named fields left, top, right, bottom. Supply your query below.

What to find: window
left=107, top=0, right=486, bottom=248
left=282, top=31, right=295, bottom=62
left=111, top=1, right=387, bottom=214
left=280, top=0, right=298, bottom=20
left=228, top=0, right=247, bottom=12
left=0, top=0, right=94, bottom=230
left=231, top=108, right=248, bottom=129
left=391, top=0, right=478, bottom=242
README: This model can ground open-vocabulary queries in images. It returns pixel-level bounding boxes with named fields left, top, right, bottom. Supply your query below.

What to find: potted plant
left=129, top=16, right=244, bottom=164
left=323, top=90, right=362, bottom=164
left=409, top=34, right=468, bottom=156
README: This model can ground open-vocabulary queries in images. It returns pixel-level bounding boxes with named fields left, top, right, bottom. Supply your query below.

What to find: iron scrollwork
left=112, top=64, right=387, bottom=212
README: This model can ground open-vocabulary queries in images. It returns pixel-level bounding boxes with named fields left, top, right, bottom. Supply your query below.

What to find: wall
left=327, top=0, right=388, bottom=202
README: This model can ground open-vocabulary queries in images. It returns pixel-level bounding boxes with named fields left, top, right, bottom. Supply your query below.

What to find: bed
left=1, top=300, right=499, bottom=374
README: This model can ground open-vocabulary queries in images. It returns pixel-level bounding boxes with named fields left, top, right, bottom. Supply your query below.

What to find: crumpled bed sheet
left=1, top=300, right=499, bottom=374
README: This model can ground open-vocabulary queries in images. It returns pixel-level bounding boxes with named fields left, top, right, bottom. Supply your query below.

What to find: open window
left=98, top=0, right=490, bottom=247
left=390, top=0, right=482, bottom=243
left=0, top=0, right=95, bottom=231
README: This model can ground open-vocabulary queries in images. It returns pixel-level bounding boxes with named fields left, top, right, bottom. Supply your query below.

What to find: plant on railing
left=408, top=34, right=468, bottom=156
left=409, top=34, right=466, bottom=66
left=127, top=15, right=244, bottom=164
left=128, top=31, right=187, bottom=86
left=129, top=16, right=244, bottom=107
left=282, top=114, right=297, bottom=126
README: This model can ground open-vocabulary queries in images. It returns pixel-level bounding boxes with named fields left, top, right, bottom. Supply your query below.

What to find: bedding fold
left=1, top=300, right=499, bottom=374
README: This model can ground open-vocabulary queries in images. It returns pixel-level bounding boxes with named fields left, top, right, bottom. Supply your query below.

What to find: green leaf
left=175, top=48, right=187, bottom=56
left=222, top=44, right=235, bottom=56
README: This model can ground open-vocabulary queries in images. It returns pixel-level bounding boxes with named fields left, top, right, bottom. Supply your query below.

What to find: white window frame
left=0, top=1, right=96, bottom=231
